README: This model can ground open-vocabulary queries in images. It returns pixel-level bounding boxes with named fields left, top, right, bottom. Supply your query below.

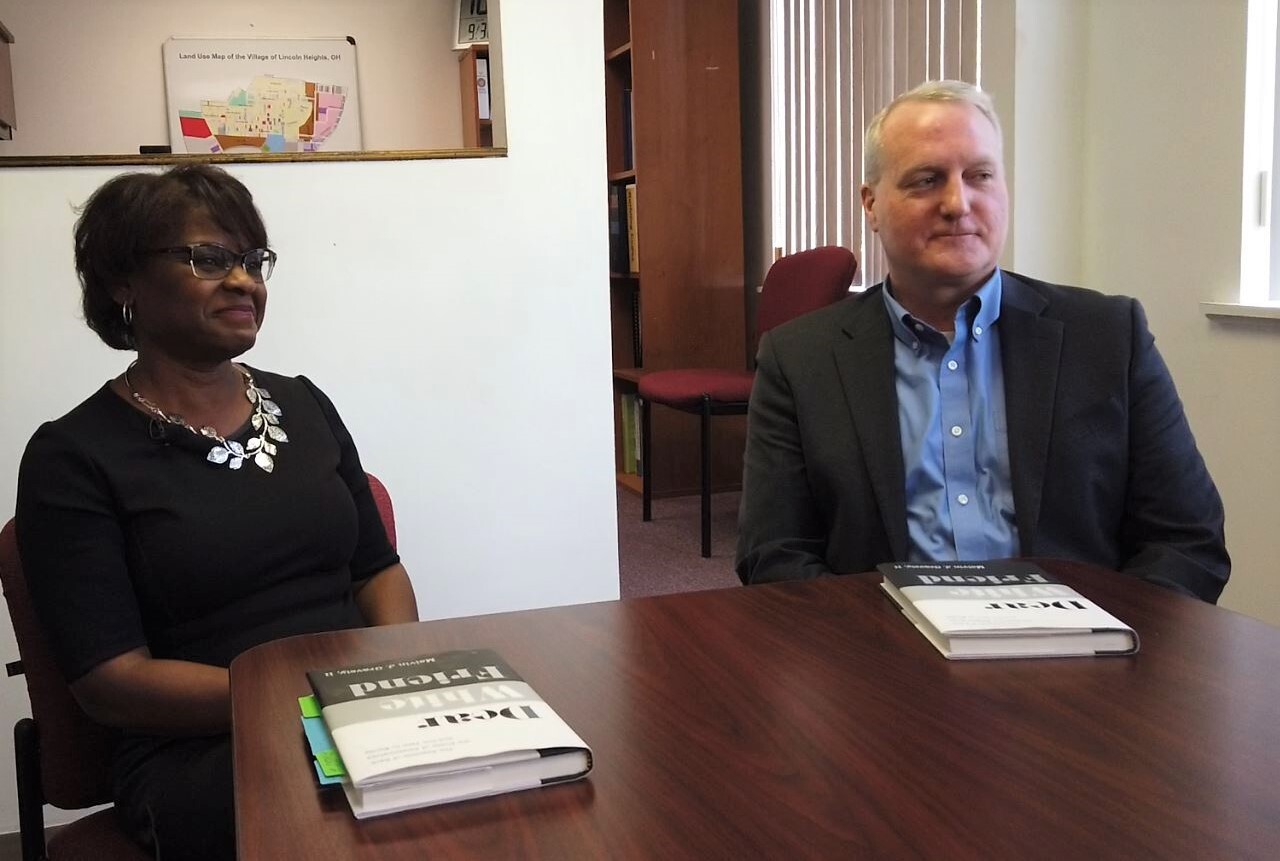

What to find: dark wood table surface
left=231, top=561, right=1280, bottom=859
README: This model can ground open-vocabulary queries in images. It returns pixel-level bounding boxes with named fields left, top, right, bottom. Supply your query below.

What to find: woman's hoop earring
left=121, top=303, right=133, bottom=327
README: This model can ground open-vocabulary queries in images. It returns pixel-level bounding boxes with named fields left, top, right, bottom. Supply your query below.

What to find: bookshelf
left=458, top=45, right=492, bottom=148
left=604, top=0, right=746, bottom=499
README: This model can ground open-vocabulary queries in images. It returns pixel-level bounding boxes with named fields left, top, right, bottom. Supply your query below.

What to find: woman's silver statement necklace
left=125, top=362, right=289, bottom=473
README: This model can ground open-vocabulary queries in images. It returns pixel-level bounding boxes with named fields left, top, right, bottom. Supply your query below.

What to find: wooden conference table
left=231, top=561, right=1280, bottom=859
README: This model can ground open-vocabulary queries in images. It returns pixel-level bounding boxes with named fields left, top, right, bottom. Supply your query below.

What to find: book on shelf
left=620, top=393, right=637, bottom=474
left=475, top=57, right=491, bottom=121
left=878, top=560, right=1139, bottom=660
left=608, top=184, right=625, bottom=273
left=632, top=390, right=642, bottom=474
left=630, top=289, right=642, bottom=367
left=306, top=648, right=593, bottom=819
left=624, top=182, right=639, bottom=273
left=621, top=87, right=634, bottom=170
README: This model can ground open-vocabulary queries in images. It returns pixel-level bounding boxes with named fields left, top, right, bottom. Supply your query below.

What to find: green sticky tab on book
left=316, top=750, right=346, bottom=778
left=298, top=695, right=321, bottom=718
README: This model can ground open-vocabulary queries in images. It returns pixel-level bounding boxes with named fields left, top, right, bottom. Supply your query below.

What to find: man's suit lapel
left=998, top=274, right=1063, bottom=554
left=833, top=290, right=909, bottom=560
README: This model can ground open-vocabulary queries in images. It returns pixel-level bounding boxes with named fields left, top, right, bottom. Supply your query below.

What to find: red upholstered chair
left=365, top=472, right=397, bottom=550
left=1, top=517, right=148, bottom=861
left=637, top=246, right=858, bottom=556
left=0, top=474, right=395, bottom=861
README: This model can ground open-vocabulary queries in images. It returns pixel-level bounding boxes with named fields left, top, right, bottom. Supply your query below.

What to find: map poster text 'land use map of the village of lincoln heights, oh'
left=163, top=37, right=362, bottom=155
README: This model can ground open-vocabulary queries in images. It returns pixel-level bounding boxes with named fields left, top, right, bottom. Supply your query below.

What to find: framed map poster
left=163, top=37, right=362, bottom=155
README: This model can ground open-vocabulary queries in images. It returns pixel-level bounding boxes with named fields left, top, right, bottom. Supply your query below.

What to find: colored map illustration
left=177, top=75, right=349, bottom=154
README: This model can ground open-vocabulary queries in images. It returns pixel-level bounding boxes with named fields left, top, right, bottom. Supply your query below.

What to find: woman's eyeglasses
left=148, top=244, right=278, bottom=282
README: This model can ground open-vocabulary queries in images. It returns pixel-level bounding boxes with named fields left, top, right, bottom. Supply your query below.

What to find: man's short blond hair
left=863, top=80, right=1002, bottom=185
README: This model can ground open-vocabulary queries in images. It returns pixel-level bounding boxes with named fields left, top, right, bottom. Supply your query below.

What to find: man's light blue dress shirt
left=882, top=270, right=1020, bottom=562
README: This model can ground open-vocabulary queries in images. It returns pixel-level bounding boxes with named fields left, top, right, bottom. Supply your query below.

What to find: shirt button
left=957, top=494, right=970, bottom=505
left=912, top=341, right=920, bottom=351
left=950, top=425, right=963, bottom=437
left=947, top=360, right=959, bottom=371
left=913, top=322, right=924, bottom=332
left=974, top=325, right=984, bottom=336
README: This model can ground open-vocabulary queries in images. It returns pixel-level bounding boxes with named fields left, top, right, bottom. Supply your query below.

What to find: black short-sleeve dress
left=15, top=369, right=399, bottom=860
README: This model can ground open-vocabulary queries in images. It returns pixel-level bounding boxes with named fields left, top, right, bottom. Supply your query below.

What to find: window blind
left=771, top=0, right=982, bottom=285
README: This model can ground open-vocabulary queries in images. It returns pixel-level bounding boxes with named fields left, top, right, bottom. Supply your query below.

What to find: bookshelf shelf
left=603, top=0, right=746, bottom=497
left=616, top=472, right=644, bottom=496
left=613, top=367, right=647, bottom=385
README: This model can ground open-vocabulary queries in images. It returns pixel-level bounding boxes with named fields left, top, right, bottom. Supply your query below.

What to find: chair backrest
left=0, top=518, right=118, bottom=809
left=755, top=246, right=859, bottom=337
left=365, top=472, right=396, bottom=550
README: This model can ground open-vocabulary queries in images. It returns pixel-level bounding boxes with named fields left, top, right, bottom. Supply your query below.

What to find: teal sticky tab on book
left=298, top=695, right=321, bottom=718
left=302, top=716, right=338, bottom=759
left=315, top=750, right=346, bottom=778
left=300, top=707, right=346, bottom=784
left=313, top=760, right=344, bottom=786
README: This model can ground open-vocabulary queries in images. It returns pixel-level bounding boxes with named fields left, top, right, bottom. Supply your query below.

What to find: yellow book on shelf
left=620, top=394, right=637, bottom=475
left=625, top=182, right=639, bottom=273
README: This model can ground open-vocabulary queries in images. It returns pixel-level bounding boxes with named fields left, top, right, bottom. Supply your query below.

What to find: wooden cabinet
left=604, top=0, right=746, bottom=498
left=458, top=45, right=492, bottom=148
left=0, top=21, right=15, bottom=140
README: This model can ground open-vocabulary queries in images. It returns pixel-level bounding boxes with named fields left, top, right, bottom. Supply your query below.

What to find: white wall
left=0, top=0, right=465, bottom=155
left=981, top=0, right=1087, bottom=284
left=0, top=0, right=618, bottom=834
left=1007, top=0, right=1088, bottom=285
left=993, top=0, right=1280, bottom=625
left=1077, top=0, right=1280, bottom=625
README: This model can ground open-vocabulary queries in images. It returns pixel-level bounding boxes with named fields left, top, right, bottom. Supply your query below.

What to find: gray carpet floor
left=615, top=488, right=742, bottom=599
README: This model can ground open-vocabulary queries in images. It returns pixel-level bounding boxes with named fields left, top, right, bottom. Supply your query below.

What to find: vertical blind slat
left=783, top=0, right=796, bottom=252
left=945, top=0, right=963, bottom=81
left=928, top=0, right=943, bottom=79
left=848, top=0, right=863, bottom=259
left=961, top=0, right=980, bottom=87
left=824, top=0, right=842, bottom=247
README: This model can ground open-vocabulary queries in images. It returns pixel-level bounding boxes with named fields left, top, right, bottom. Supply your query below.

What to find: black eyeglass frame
left=147, top=243, right=278, bottom=282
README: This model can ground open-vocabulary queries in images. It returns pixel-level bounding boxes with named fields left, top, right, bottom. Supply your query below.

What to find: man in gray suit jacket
left=735, top=80, right=1229, bottom=602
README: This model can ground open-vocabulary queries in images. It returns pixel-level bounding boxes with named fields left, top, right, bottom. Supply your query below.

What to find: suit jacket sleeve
left=735, top=332, right=834, bottom=584
left=1117, top=299, right=1229, bottom=601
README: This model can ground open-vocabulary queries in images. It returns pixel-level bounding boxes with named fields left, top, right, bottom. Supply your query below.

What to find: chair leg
left=641, top=396, right=652, bottom=522
left=700, top=396, right=712, bottom=558
left=15, top=717, right=48, bottom=861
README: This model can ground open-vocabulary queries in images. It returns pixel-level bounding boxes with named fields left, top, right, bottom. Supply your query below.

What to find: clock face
left=456, top=0, right=489, bottom=48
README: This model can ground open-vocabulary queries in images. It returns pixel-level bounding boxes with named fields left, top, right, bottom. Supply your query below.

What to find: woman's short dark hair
left=74, top=163, right=270, bottom=350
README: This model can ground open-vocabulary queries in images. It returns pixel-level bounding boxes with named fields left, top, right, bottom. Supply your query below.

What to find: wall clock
left=455, top=0, right=489, bottom=49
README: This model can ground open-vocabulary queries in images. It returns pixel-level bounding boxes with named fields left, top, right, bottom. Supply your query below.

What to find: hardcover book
left=475, top=57, right=491, bottom=121
left=878, top=560, right=1139, bottom=660
left=620, top=393, right=637, bottom=474
left=608, top=184, right=625, bottom=273
left=307, top=648, right=593, bottom=818
left=624, top=182, right=640, bottom=273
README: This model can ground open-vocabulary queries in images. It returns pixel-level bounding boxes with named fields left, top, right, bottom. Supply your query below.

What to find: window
left=1242, top=0, right=1280, bottom=304
left=770, top=0, right=983, bottom=286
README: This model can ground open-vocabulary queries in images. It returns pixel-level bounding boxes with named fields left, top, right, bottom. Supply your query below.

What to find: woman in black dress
left=15, top=164, right=418, bottom=860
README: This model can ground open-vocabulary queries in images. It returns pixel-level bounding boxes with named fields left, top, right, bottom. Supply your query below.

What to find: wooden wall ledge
left=0, top=147, right=507, bottom=169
